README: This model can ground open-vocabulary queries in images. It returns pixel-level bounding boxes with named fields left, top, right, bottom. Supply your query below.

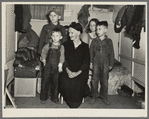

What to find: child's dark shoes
left=102, top=98, right=110, bottom=105
left=90, top=97, right=96, bottom=104
left=41, top=100, right=46, bottom=104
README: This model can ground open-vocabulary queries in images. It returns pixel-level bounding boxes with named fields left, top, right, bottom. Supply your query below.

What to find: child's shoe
left=102, top=98, right=110, bottom=105
left=41, top=100, right=46, bottom=104
left=90, top=97, right=96, bottom=104
left=51, top=98, right=60, bottom=104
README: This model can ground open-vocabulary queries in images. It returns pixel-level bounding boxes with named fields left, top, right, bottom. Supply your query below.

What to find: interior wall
left=120, top=28, right=146, bottom=92
left=5, top=4, right=16, bottom=82
left=2, top=4, right=16, bottom=108
left=30, top=4, right=119, bottom=60
left=6, top=5, right=16, bottom=62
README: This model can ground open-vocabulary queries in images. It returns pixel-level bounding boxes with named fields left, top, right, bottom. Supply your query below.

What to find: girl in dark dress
left=59, top=22, right=90, bottom=108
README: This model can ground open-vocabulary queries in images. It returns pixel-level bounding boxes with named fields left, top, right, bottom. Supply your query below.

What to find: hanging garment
left=14, top=5, right=23, bottom=32
left=14, top=5, right=31, bottom=33
left=112, top=5, right=124, bottom=23
left=114, top=5, right=128, bottom=33
left=18, top=26, right=39, bottom=51
left=22, top=5, right=32, bottom=32
left=125, top=5, right=145, bottom=49
left=114, top=5, right=145, bottom=49
left=77, top=5, right=91, bottom=28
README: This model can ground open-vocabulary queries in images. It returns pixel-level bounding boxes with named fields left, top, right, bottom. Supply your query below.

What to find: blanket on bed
left=106, top=65, right=131, bottom=95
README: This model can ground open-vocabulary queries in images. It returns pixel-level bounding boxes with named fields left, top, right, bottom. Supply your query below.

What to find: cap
left=69, top=22, right=83, bottom=33
left=48, top=8, right=61, bottom=16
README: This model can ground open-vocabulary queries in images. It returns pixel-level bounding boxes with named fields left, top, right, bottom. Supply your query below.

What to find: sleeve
left=61, top=27, right=67, bottom=43
left=80, top=32, right=89, bottom=44
left=62, top=42, right=71, bottom=70
left=80, top=45, right=90, bottom=71
left=40, top=44, right=49, bottom=61
left=62, top=61, right=70, bottom=71
left=38, top=25, right=47, bottom=55
left=89, top=39, right=95, bottom=63
left=59, top=45, right=65, bottom=64
left=109, top=40, right=115, bottom=67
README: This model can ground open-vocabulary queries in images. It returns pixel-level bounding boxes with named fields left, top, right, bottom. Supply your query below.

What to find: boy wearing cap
left=40, top=28, right=64, bottom=104
left=38, top=8, right=66, bottom=55
left=90, top=21, right=115, bottom=105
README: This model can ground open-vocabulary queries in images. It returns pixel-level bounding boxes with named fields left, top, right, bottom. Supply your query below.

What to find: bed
left=107, top=64, right=131, bottom=95
left=88, top=60, right=132, bottom=95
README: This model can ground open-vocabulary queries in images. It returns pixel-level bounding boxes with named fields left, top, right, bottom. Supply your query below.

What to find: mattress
left=87, top=65, right=131, bottom=95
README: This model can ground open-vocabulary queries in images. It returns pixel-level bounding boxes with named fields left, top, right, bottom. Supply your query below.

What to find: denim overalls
left=40, top=43, right=61, bottom=102
left=91, top=38, right=114, bottom=99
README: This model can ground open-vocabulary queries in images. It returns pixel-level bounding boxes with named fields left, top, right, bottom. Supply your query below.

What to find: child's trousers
left=91, top=59, right=109, bottom=99
left=40, top=63, right=59, bottom=101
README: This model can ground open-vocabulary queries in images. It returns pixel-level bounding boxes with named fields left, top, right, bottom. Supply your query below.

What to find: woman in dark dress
left=59, top=22, right=90, bottom=108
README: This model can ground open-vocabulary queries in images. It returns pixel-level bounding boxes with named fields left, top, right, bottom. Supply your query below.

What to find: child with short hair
left=40, top=28, right=64, bottom=104
left=38, top=8, right=66, bottom=55
left=90, top=21, right=115, bottom=105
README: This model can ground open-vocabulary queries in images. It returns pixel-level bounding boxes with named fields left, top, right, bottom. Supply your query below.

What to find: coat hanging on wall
left=77, top=5, right=91, bottom=28
left=112, top=5, right=124, bottom=23
left=114, top=5, right=145, bottom=49
left=14, top=5, right=31, bottom=33
left=17, top=25, right=39, bottom=51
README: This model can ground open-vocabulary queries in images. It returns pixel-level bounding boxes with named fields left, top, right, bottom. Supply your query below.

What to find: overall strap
left=49, top=42, right=53, bottom=49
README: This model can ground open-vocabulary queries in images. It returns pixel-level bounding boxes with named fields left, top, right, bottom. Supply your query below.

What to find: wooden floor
left=10, top=92, right=143, bottom=109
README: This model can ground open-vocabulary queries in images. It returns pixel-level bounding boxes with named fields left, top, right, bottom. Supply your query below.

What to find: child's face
left=89, top=21, right=96, bottom=32
left=96, top=25, right=107, bottom=37
left=51, top=32, right=62, bottom=44
left=49, top=12, right=60, bottom=24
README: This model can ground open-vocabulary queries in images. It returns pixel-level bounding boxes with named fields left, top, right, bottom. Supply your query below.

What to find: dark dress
left=59, top=40, right=90, bottom=108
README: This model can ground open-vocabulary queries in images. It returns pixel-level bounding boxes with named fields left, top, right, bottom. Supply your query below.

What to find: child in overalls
left=90, top=21, right=115, bottom=105
left=38, top=8, right=66, bottom=55
left=40, top=28, right=64, bottom=104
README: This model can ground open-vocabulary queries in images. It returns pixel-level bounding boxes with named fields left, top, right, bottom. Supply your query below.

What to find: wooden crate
left=14, top=78, right=37, bottom=97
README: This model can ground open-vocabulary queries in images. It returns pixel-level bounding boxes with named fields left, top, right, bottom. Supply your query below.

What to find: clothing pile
left=13, top=47, right=41, bottom=77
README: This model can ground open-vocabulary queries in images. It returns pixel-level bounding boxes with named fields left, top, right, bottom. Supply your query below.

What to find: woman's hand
left=66, top=68, right=74, bottom=78
left=66, top=68, right=82, bottom=78
left=71, top=70, right=82, bottom=78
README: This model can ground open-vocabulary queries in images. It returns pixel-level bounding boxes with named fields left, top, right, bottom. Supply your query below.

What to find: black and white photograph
left=1, top=1, right=148, bottom=117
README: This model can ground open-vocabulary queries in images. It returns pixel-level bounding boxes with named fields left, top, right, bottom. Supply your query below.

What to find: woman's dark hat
left=69, top=22, right=83, bottom=33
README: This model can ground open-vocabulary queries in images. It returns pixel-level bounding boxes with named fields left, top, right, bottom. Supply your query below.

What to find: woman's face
left=89, top=21, right=96, bottom=32
left=68, top=27, right=79, bottom=41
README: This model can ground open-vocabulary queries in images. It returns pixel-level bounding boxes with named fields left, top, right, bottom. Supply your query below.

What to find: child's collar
left=50, top=21, right=60, bottom=26
left=98, top=35, right=108, bottom=41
